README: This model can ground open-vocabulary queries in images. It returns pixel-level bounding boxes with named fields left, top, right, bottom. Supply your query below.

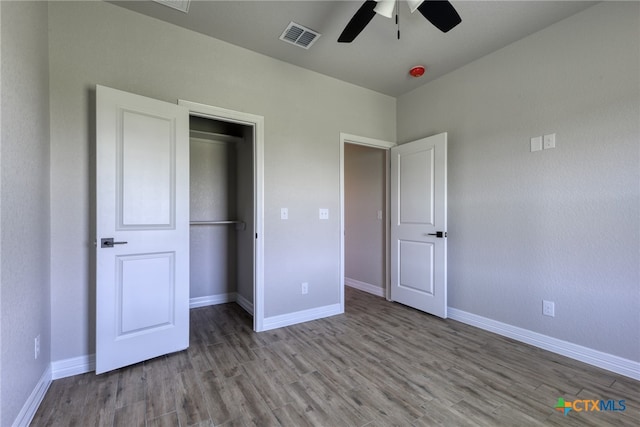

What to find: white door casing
left=96, top=85, right=190, bottom=374
left=390, top=133, right=447, bottom=318
left=178, top=100, right=265, bottom=332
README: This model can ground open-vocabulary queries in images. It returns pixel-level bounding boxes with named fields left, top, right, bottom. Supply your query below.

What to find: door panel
left=390, top=133, right=447, bottom=318
left=96, top=85, right=189, bottom=374
left=398, top=240, right=434, bottom=294
left=399, top=147, right=434, bottom=225
left=117, top=252, right=175, bottom=334
left=120, top=109, right=174, bottom=228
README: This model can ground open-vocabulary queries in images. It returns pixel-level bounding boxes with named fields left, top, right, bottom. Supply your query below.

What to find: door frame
left=179, top=100, right=265, bottom=332
left=339, top=133, right=396, bottom=309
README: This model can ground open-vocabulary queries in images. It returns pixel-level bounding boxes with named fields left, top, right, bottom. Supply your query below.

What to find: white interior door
left=96, top=85, right=190, bottom=374
left=390, top=133, right=447, bottom=318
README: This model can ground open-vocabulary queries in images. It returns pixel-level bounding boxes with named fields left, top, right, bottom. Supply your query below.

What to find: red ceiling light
left=409, top=65, right=426, bottom=78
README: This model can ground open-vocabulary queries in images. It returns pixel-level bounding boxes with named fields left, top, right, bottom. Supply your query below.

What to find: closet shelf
left=190, top=220, right=243, bottom=225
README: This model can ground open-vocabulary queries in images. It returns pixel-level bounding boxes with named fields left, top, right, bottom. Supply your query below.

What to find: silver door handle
left=101, top=238, right=128, bottom=248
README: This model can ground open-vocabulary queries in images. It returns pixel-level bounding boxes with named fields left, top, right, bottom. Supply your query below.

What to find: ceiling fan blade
left=417, top=0, right=462, bottom=33
left=338, top=0, right=378, bottom=43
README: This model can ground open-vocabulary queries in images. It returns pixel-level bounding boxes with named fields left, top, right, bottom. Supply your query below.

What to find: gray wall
left=48, top=1, right=395, bottom=362
left=397, top=2, right=640, bottom=361
left=0, top=1, right=51, bottom=425
left=344, top=144, right=386, bottom=290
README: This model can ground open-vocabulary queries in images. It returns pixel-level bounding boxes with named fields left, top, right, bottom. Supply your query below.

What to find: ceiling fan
left=338, top=0, right=462, bottom=43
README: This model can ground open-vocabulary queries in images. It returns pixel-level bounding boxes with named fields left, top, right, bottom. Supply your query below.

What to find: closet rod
left=190, top=220, right=243, bottom=225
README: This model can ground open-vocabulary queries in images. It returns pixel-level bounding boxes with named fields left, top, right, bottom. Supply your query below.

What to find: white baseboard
left=236, top=293, right=254, bottom=315
left=12, top=365, right=52, bottom=427
left=345, top=277, right=385, bottom=297
left=448, top=307, right=640, bottom=381
left=190, top=292, right=253, bottom=313
left=51, top=354, right=95, bottom=380
left=262, top=303, right=343, bottom=331
left=189, top=292, right=236, bottom=309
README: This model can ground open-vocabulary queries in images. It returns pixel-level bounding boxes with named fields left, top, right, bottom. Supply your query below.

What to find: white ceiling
left=110, top=1, right=597, bottom=97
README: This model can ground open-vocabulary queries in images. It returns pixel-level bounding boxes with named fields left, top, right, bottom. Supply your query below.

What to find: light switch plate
left=281, top=208, right=288, bottom=220
left=319, top=208, right=329, bottom=220
left=530, top=136, right=542, bottom=152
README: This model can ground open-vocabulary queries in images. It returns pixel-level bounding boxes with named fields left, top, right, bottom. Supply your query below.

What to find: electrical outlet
left=543, top=133, right=556, bottom=150
left=542, top=300, right=555, bottom=317
left=301, top=282, right=308, bottom=295
left=34, top=335, right=40, bottom=359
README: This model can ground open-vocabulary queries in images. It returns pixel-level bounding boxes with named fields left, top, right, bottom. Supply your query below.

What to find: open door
left=390, top=133, right=447, bottom=318
left=95, top=85, right=190, bottom=374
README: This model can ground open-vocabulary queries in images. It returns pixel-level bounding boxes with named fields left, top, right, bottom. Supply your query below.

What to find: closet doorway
left=180, top=100, right=265, bottom=331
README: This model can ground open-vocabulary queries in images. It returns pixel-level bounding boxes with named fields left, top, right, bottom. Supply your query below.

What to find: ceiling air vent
left=279, top=22, right=321, bottom=49
left=152, top=0, right=190, bottom=13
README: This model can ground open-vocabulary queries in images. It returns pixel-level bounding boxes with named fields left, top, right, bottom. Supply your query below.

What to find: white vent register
left=279, top=22, right=321, bottom=49
left=152, top=0, right=190, bottom=13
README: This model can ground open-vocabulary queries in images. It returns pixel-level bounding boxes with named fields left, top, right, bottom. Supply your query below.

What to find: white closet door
left=96, top=85, right=190, bottom=374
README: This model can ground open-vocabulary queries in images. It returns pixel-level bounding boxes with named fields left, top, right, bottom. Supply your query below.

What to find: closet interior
left=189, top=116, right=254, bottom=315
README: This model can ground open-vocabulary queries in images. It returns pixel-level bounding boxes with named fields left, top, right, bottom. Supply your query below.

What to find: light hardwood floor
left=32, top=287, right=639, bottom=426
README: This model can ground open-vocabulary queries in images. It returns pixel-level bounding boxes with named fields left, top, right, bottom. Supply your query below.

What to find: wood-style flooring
left=32, top=287, right=639, bottom=426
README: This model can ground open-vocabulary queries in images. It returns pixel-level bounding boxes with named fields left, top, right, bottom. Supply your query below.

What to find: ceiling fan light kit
left=374, top=0, right=396, bottom=18
left=338, top=0, right=461, bottom=43
left=406, top=0, right=424, bottom=14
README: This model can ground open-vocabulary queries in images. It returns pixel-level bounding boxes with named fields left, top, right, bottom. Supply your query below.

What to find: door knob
left=426, top=231, right=447, bottom=238
left=101, top=238, right=128, bottom=248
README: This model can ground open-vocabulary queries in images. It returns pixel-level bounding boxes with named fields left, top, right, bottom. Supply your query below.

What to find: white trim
left=51, top=354, right=95, bottom=380
left=345, top=277, right=385, bottom=297
left=189, top=292, right=253, bottom=314
left=448, top=307, right=640, bottom=381
left=12, top=366, right=52, bottom=427
left=236, top=293, right=254, bottom=315
left=341, top=132, right=396, bottom=149
left=189, top=293, right=236, bottom=309
left=178, top=99, right=265, bottom=332
left=262, top=303, right=343, bottom=331
left=340, top=132, right=395, bottom=310
left=339, top=138, right=345, bottom=313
